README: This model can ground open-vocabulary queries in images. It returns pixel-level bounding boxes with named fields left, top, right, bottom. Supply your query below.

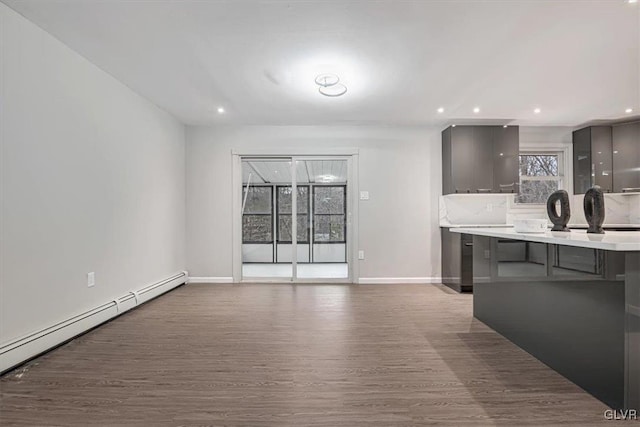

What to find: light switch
left=87, top=272, right=95, bottom=287
left=358, top=250, right=365, bottom=260
left=360, top=191, right=370, bottom=200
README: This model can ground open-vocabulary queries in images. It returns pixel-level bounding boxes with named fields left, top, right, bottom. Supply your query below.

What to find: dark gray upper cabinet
left=442, top=125, right=519, bottom=194
left=492, top=126, right=519, bottom=193
left=612, top=122, right=640, bottom=193
left=572, top=126, right=613, bottom=194
left=573, top=123, right=639, bottom=194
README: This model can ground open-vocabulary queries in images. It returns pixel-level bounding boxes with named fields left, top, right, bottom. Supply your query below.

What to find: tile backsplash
left=440, top=192, right=640, bottom=227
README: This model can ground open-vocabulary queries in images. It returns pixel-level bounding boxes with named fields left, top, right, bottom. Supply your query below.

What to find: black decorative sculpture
left=546, top=190, right=571, bottom=231
left=584, top=185, right=605, bottom=234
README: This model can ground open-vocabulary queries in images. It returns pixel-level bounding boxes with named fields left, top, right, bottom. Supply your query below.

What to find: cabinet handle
left=464, top=242, right=474, bottom=247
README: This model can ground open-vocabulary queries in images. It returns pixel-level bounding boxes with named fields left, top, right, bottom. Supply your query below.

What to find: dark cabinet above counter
left=442, top=125, right=519, bottom=194
left=573, top=126, right=613, bottom=193
left=573, top=121, right=640, bottom=194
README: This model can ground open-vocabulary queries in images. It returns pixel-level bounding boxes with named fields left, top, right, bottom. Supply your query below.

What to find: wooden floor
left=1, top=284, right=609, bottom=426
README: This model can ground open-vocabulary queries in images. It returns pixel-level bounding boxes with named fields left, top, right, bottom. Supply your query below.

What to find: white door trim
left=232, top=153, right=359, bottom=283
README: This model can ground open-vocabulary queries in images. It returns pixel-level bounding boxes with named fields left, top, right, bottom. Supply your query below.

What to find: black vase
left=546, top=190, right=571, bottom=231
left=584, top=186, right=605, bottom=234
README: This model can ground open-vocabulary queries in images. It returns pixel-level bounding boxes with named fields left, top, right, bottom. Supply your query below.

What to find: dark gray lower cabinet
left=472, top=236, right=639, bottom=411
left=441, top=228, right=472, bottom=292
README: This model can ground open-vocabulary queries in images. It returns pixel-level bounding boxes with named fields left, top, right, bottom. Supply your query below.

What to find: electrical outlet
left=486, top=203, right=493, bottom=212
left=87, top=272, right=95, bottom=287
left=358, top=250, right=365, bottom=260
left=484, top=250, right=491, bottom=259
left=359, top=191, right=369, bottom=200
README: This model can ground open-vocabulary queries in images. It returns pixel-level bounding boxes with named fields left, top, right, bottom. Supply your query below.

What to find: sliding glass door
left=241, top=156, right=350, bottom=282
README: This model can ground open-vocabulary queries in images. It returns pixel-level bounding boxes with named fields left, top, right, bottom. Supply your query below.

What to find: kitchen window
left=517, top=152, right=565, bottom=204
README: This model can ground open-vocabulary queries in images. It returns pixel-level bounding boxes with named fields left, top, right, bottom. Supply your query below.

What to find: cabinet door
left=492, top=126, right=519, bottom=193
left=591, top=126, right=613, bottom=193
left=612, top=122, right=640, bottom=192
left=472, top=126, right=494, bottom=192
left=442, top=127, right=453, bottom=194
left=573, top=127, right=592, bottom=194
left=450, top=126, right=476, bottom=193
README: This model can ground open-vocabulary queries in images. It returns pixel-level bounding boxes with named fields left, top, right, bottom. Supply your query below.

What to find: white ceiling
left=3, top=0, right=639, bottom=127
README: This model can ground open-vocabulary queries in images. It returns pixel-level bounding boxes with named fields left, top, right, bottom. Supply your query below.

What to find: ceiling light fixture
left=626, top=108, right=633, bottom=113
left=534, top=108, right=541, bottom=114
left=437, top=107, right=444, bottom=113
left=452, top=124, right=456, bottom=127
left=217, top=107, right=225, bottom=114
left=503, top=125, right=508, bottom=128
left=315, top=73, right=347, bottom=97
left=473, top=107, right=480, bottom=114
left=629, top=0, right=637, bottom=4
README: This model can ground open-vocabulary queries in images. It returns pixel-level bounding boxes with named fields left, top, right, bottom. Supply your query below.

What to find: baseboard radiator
left=0, top=271, right=187, bottom=375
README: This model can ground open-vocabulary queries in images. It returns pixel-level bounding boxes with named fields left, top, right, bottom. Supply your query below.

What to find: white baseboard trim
left=0, top=271, right=188, bottom=374
left=358, top=277, right=443, bottom=284
left=188, top=277, right=234, bottom=284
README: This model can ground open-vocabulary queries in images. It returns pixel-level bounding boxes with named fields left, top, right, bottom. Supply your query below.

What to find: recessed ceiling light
left=499, top=153, right=504, bottom=156
left=437, top=107, right=444, bottom=113
left=629, top=0, right=638, bottom=4
left=217, top=107, right=225, bottom=114
left=534, top=108, right=541, bottom=114
left=473, top=107, right=480, bottom=114
left=626, top=108, right=633, bottom=113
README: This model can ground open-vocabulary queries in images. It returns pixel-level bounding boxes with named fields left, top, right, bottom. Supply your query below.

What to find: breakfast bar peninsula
left=451, top=227, right=640, bottom=411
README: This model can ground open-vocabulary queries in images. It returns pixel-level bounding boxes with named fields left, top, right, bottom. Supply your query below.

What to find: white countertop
left=450, top=227, right=640, bottom=251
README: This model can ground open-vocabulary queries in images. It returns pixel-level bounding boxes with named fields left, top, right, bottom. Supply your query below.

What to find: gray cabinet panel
left=573, top=127, right=592, bottom=194
left=442, top=125, right=519, bottom=194
left=592, top=126, right=613, bottom=193
left=574, top=123, right=638, bottom=194
left=450, top=126, right=476, bottom=193
left=442, top=127, right=453, bottom=194
left=493, top=126, right=519, bottom=193
left=473, top=126, right=494, bottom=192
left=612, top=122, right=640, bottom=193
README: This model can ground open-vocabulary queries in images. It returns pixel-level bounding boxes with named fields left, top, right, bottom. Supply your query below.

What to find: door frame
left=232, top=149, right=359, bottom=283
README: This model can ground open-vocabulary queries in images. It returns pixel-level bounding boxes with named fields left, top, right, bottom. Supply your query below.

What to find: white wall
left=186, top=125, right=441, bottom=281
left=0, top=4, right=186, bottom=344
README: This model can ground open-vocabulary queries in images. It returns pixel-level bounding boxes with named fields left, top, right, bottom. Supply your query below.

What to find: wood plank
left=0, top=284, right=609, bottom=425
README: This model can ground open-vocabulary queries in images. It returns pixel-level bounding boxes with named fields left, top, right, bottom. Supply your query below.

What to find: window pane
left=517, top=180, right=559, bottom=204
left=314, top=215, right=345, bottom=242
left=242, top=215, right=272, bottom=242
left=519, top=155, right=558, bottom=177
left=278, top=214, right=308, bottom=243
left=314, top=186, right=345, bottom=214
left=277, top=186, right=308, bottom=214
left=243, top=187, right=272, bottom=214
